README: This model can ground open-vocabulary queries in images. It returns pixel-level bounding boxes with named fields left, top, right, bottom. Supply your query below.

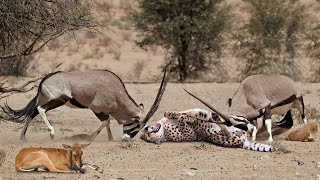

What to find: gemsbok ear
left=62, top=144, right=72, bottom=150
left=81, top=143, right=91, bottom=148
left=139, top=103, right=144, bottom=109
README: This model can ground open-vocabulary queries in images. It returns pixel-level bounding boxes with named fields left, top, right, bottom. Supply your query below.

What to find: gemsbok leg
left=91, top=113, right=113, bottom=141
left=263, top=104, right=273, bottom=142
left=38, top=98, right=69, bottom=140
left=295, top=97, right=314, bottom=141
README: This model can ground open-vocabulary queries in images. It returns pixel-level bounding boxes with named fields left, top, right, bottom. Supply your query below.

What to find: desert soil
left=0, top=82, right=319, bottom=180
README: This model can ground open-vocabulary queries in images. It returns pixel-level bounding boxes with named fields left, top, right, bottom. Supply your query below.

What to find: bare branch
left=0, top=78, right=42, bottom=93
left=0, top=0, right=106, bottom=60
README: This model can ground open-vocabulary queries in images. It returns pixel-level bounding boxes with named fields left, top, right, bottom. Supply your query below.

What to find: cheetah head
left=140, top=122, right=164, bottom=144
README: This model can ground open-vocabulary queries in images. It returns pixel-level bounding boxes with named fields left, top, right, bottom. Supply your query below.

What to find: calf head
left=62, top=144, right=90, bottom=172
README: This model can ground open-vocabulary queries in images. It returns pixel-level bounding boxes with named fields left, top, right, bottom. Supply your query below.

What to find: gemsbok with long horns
left=2, top=69, right=168, bottom=141
left=185, top=74, right=313, bottom=142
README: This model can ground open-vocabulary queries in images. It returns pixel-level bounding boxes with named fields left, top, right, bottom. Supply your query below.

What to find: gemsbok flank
left=184, top=74, right=313, bottom=142
left=15, top=144, right=90, bottom=173
left=2, top=69, right=168, bottom=141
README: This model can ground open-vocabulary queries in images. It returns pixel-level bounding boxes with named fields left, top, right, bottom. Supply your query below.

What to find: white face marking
left=122, top=134, right=131, bottom=141
left=303, top=117, right=308, bottom=125
left=247, top=124, right=257, bottom=141
left=230, top=115, right=249, bottom=124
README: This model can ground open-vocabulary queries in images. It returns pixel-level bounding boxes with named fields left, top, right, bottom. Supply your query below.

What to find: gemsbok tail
left=2, top=95, right=38, bottom=123
left=242, top=140, right=272, bottom=152
left=1, top=71, right=60, bottom=123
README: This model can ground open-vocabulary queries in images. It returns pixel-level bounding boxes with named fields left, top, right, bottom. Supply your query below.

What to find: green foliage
left=305, top=24, right=320, bottom=82
left=131, top=0, right=230, bottom=81
left=233, top=0, right=305, bottom=80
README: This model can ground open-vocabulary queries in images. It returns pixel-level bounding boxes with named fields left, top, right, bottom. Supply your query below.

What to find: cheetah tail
left=242, top=140, right=272, bottom=152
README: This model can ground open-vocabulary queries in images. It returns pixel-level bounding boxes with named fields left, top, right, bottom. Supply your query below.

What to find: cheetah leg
left=164, top=111, right=181, bottom=119
left=177, top=114, right=196, bottom=135
left=177, top=114, right=196, bottom=124
left=165, top=109, right=220, bottom=123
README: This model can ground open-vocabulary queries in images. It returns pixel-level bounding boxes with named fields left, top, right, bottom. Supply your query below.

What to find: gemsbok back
left=15, top=144, right=89, bottom=173
left=2, top=69, right=168, bottom=141
left=185, top=74, right=313, bottom=142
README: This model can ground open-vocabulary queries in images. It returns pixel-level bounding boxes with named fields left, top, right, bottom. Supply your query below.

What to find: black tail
left=2, top=95, right=38, bottom=123
left=273, top=110, right=293, bottom=129
left=1, top=71, right=62, bottom=123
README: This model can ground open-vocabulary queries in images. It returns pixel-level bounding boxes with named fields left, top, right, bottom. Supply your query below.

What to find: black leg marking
left=69, top=98, right=87, bottom=109
left=270, top=94, right=297, bottom=109
left=93, top=112, right=112, bottom=141
left=94, top=112, right=110, bottom=122
left=263, top=105, right=271, bottom=121
left=43, top=96, right=70, bottom=112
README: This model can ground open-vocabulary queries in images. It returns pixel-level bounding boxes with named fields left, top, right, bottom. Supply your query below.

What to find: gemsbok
left=15, top=144, right=90, bottom=173
left=184, top=74, right=313, bottom=142
left=2, top=69, right=168, bottom=141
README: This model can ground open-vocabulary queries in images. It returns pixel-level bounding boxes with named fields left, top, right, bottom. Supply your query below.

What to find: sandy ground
left=0, top=83, right=319, bottom=180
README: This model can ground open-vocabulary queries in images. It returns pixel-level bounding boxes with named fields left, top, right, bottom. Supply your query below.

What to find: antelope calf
left=15, top=144, right=90, bottom=173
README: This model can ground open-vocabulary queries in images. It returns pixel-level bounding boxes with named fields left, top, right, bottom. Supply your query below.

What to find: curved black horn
left=142, top=68, right=169, bottom=123
left=183, top=88, right=230, bottom=121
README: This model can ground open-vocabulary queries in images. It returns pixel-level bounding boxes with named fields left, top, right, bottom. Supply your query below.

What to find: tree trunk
left=178, top=33, right=188, bottom=82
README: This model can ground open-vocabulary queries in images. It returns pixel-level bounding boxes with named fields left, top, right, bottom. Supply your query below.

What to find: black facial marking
left=234, top=124, right=248, bottom=131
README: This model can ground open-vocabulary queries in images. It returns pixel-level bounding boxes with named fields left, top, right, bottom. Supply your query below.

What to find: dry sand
left=0, top=83, right=319, bottom=180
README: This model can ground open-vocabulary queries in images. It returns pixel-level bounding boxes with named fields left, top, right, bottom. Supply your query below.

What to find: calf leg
left=17, top=152, right=70, bottom=173
left=92, top=113, right=112, bottom=141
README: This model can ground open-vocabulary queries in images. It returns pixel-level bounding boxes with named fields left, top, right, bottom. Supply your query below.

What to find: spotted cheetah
left=140, top=109, right=272, bottom=152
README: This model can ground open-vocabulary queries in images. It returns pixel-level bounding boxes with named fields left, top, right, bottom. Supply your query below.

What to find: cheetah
left=140, top=109, right=272, bottom=152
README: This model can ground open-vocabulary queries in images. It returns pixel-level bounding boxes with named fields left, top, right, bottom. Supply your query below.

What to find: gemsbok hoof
left=50, top=134, right=55, bottom=140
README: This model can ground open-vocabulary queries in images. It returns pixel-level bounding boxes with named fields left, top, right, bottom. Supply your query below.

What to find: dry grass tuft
left=272, top=141, right=291, bottom=154
left=192, top=142, right=210, bottom=149
left=0, top=149, right=6, bottom=166
left=119, top=141, right=140, bottom=149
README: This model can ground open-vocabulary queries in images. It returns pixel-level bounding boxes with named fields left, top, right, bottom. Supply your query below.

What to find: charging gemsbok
left=15, top=144, right=89, bottom=173
left=2, top=69, right=168, bottom=141
left=185, top=74, right=313, bottom=142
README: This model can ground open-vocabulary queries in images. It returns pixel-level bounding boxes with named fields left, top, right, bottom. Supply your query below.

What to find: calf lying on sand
left=140, top=109, right=272, bottom=152
left=15, top=144, right=90, bottom=173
